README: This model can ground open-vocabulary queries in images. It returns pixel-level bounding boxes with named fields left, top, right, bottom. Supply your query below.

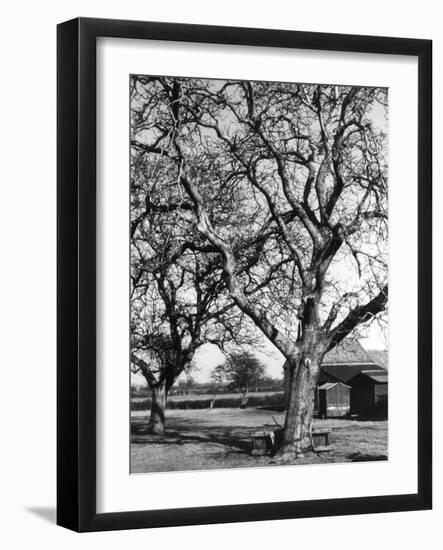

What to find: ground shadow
left=132, top=425, right=251, bottom=454
left=347, top=452, right=388, bottom=462
left=132, top=417, right=252, bottom=454
left=26, top=506, right=56, bottom=524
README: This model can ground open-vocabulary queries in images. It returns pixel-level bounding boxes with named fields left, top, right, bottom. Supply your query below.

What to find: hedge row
left=131, top=392, right=284, bottom=411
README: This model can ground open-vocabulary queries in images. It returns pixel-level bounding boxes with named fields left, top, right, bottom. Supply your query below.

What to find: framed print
left=57, top=17, right=432, bottom=532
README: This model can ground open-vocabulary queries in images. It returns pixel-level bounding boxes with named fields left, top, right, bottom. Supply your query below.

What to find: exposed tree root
left=270, top=441, right=314, bottom=464
left=147, top=424, right=166, bottom=436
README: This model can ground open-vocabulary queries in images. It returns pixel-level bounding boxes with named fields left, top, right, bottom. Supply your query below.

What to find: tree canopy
left=131, top=76, right=388, bottom=358
left=224, top=350, right=266, bottom=396
left=130, top=74, right=389, bottom=455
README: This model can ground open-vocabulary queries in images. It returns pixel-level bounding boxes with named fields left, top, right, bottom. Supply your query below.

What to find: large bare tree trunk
left=282, top=361, right=291, bottom=409
left=275, top=336, right=325, bottom=460
left=148, top=384, right=167, bottom=435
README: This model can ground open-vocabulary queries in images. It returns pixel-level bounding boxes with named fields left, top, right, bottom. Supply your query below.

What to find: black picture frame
left=57, top=17, right=432, bottom=532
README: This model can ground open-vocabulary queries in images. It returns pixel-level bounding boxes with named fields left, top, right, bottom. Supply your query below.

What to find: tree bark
left=240, top=384, right=249, bottom=409
left=282, top=360, right=291, bottom=409
left=275, top=337, right=325, bottom=460
left=209, top=391, right=216, bottom=410
left=148, top=384, right=167, bottom=435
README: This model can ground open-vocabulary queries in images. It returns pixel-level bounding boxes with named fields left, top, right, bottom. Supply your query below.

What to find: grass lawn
left=131, top=408, right=388, bottom=473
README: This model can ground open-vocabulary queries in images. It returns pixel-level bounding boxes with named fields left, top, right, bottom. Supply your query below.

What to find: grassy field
left=131, top=408, right=388, bottom=473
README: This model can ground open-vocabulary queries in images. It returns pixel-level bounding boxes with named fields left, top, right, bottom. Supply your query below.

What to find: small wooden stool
left=251, top=431, right=274, bottom=455
left=311, top=429, right=333, bottom=453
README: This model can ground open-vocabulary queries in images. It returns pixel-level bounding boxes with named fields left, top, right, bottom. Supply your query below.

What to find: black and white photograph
left=130, top=75, right=389, bottom=473
left=0, top=1, right=436, bottom=543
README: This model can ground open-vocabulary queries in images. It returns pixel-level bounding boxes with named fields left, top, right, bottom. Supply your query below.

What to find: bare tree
left=130, top=103, right=260, bottom=434
left=209, top=364, right=226, bottom=409
left=224, top=350, right=265, bottom=408
left=131, top=76, right=388, bottom=458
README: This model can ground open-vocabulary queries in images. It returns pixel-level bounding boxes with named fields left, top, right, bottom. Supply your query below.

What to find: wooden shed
left=349, top=370, right=388, bottom=417
left=319, top=340, right=386, bottom=385
left=315, top=381, right=350, bottom=418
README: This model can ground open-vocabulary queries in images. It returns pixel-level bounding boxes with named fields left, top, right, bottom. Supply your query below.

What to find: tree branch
left=327, top=285, right=388, bottom=350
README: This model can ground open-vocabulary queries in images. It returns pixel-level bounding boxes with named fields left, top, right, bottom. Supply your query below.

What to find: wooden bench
left=250, top=427, right=334, bottom=455
left=251, top=430, right=274, bottom=455
left=311, top=429, right=333, bottom=453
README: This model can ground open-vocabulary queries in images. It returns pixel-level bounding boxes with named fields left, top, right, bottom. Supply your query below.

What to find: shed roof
left=367, top=349, right=389, bottom=370
left=359, top=370, right=388, bottom=384
left=318, top=381, right=351, bottom=390
left=321, top=363, right=385, bottom=383
left=323, top=340, right=375, bottom=366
